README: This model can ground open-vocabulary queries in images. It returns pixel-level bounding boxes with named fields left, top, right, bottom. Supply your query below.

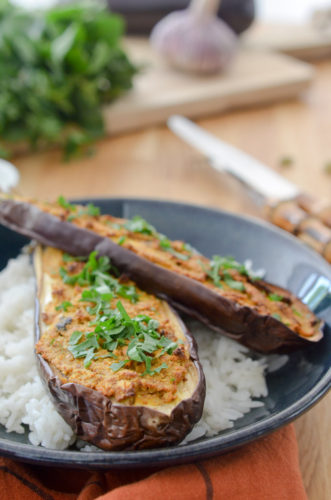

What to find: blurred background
left=11, top=0, right=331, bottom=24
left=0, top=1, right=331, bottom=497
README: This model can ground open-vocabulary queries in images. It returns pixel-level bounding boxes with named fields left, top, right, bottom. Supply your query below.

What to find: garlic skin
left=150, top=7, right=238, bottom=75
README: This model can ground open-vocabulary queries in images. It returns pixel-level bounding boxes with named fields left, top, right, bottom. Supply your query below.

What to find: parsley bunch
left=0, top=0, right=137, bottom=159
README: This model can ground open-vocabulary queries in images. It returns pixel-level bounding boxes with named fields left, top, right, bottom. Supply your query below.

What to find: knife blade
left=167, top=115, right=331, bottom=263
left=167, top=115, right=299, bottom=201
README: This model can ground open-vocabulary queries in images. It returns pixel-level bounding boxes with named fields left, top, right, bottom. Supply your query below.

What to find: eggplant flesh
left=34, top=246, right=205, bottom=450
left=0, top=196, right=324, bottom=353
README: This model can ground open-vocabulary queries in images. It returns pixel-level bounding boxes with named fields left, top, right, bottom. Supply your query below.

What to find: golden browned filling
left=36, top=247, right=193, bottom=408
left=32, top=197, right=321, bottom=339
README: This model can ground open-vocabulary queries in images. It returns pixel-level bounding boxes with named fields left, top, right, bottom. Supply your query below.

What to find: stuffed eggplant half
left=34, top=246, right=205, bottom=450
left=0, top=195, right=324, bottom=353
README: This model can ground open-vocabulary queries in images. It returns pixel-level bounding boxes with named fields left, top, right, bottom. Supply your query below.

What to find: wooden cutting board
left=104, top=38, right=314, bottom=135
left=243, top=23, right=331, bottom=60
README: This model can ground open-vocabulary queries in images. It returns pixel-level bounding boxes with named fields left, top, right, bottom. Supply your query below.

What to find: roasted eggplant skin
left=0, top=197, right=324, bottom=353
left=33, top=247, right=205, bottom=450
left=36, top=355, right=205, bottom=450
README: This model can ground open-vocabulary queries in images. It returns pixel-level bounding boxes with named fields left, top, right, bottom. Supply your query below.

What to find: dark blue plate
left=0, top=198, right=330, bottom=469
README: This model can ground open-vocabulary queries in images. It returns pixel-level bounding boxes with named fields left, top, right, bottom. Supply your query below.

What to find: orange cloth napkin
left=0, top=424, right=307, bottom=500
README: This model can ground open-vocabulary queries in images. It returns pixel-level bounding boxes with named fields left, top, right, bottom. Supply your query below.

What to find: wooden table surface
left=14, top=60, right=331, bottom=500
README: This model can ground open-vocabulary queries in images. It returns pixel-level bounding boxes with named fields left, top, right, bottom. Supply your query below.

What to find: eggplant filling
left=35, top=246, right=198, bottom=412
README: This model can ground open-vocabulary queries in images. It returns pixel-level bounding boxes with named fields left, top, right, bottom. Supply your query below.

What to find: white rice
left=0, top=254, right=285, bottom=450
left=0, top=255, right=75, bottom=450
left=183, top=320, right=268, bottom=443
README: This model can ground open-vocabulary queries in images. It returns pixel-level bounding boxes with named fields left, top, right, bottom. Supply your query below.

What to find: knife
left=167, top=115, right=331, bottom=263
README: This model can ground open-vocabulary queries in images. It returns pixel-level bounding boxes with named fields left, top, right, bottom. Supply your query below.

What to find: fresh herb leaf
left=67, top=213, right=78, bottom=222
left=116, top=300, right=131, bottom=322
left=62, top=253, right=87, bottom=263
left=68, top=333, right=98, bottom=365
left=110, top=360, right=129, bottom=372
left=64, top=202, right=100, bottom=221
left=57, top=195, right=76, bottom=212
left=124, top=216, right=157, bottom=235
left=292, top=307, right=303, bottom=317
left=69, top=330, right=84, bottom=345
left=86, top=203, right=100, bottom=217
left=120, top=215, right=192, bottom=261
left=224, top=277, right=245, bottom=292
left=205, top=255, right=258, bottom=289
left=60, top=266, right=81, bottom=285
left=62, top=253, right=77, bottom=262
left=159, top=235, right=190, bottom=261
left=268, top=293, right=283, bottom=302
left=151, top=362, right=168, bottom=375
left=84, top=347, right=95, bottom=368
left=272, top=313, right=282, bottom=321
left=55, top=301, right=72, bottom=312
left=116, top=283, right=139, bottom=302
left=118, top=236, right=126, bottom=245
left=206, top=256, right=223, bottom=288
left=182, top=242, right=199, bottom=255
left=107, top=221, right=122, bottom=229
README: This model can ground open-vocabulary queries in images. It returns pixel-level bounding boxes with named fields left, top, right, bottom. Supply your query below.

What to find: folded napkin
left=0, top=424, right=307, bottom=500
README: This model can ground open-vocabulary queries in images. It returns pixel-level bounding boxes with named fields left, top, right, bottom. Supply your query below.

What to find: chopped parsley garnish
left=292, top=307, right=302, bottom=317
left=205, top=255, right=247, bottom=291
left=59, top=252, right=176, bottom=374
left=272, top=313, right=290, bottom=327
left=159, top=235, right=190, bottom=261
left=57, top=195, right=76, bottom=212
left=62, top=253, right=87, bottom=263
left=118, top=236, right=126, bottom=245
left=182, top=242, right=198, bottom=255
left=57, top=196, right=100, bottom=221
left=122, top=215, right=191, bottom=261
left=268, top=293, right=284, bottom=302
left=223, top=276, right=245, bottom=292
left=67, top=203, right=100, bottom=221
left=110, top=360, right=129, bottom=372
left=86, top=203, right=101, bottom=217
left=68, top=330, right=99, bottom=368
left=68, top=299, right=176, bottom=374
left=124, top=216, right=156, bottom=235
left=60, top=251, right=138, bottom=303
left=67, top=213, right=78, bottom=222
left=55, top=301, right=73, bottom=312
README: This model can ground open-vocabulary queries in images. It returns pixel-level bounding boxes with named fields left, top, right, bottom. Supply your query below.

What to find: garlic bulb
left=150, top=0, right=237, bottom=74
